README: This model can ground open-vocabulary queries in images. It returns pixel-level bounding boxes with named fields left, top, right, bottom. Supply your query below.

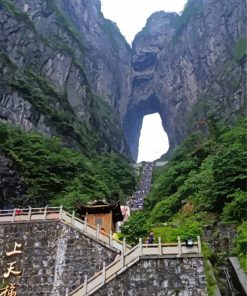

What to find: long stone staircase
left=127, top=162, right=154, bottom=211
left=0, top=206, right=129, bottom=253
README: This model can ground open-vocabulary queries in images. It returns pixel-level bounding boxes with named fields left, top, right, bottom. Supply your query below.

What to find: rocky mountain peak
left=0, top=0, right=246, bottom=162
left=123, top=0, right=246, bottom=160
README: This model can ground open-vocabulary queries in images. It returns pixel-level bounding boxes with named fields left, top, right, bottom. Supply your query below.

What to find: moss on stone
left=45, top=0, right=85, bottom=54
left=234, top=38, right=247, bottom=61
left=0, top=0, right=36, bottom=30
left=8, top=68, right=96, bottom=154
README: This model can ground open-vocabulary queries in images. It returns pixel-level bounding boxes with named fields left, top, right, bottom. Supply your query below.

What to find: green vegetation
left=204, top=260, right=217, bottom=296
left=0, top=123, right=136, bottom=210
left=234, top=38, right=247, bottom=61
left=8, top=68, right=96, bottom=154
left=45, top=0, right=85, bottom=53
left=120, top=211, right=149, bottom=245
left=1, top=0, right=127, bottom=157
left=0, top=0, right=115, bottom=156
left=0, top=51, right=125, bottom=157
left=235, top=221, right=247, bottom=272
left=145, top=117, right=246, bottom=222
left=0, top=0, right=86, bottom=77
left=221, top=190, right=247, bottom=223
left=121, top=118, right=246, bottom=248
left=0, top=0, right=35, bottom=30
left=152, top=215, right=202, bottom=242
left=120, top=117, right=246, bottom=292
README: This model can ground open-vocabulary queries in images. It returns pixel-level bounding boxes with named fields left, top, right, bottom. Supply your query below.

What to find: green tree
left=0, top=123, right=135, bottom=209
left=221, top=190, right=247, bottom=222
left=120, top=211, right=149, bottom=245
left=235, top=221, right=247, bottom=272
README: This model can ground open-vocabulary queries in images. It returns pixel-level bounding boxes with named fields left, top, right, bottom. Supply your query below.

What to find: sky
left=101, top=0, right=187, bottom=44
left=100, top=1, right=186, bottom=162
left=137, top=113, right=169, bottom=163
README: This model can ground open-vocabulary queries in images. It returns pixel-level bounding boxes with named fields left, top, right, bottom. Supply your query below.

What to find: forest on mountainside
left=0, top=123, right=136, bottom=210
left=121, top=117, right=247, bottom=282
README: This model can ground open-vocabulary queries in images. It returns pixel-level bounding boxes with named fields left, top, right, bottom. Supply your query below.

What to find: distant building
left=155, top=161, right=168, bottom=167
left=132, top=163, right=143, bottom=176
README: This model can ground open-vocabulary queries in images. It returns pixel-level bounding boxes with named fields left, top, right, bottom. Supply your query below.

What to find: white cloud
left=101, top=0, right=187, bottom=44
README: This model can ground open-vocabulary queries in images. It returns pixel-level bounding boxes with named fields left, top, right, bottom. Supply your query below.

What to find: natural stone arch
left=123, top=93, right=174, bottom=162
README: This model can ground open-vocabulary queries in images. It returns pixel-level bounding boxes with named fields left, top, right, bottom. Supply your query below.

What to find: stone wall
left=94, top=255, right=207, bottom=296
left=0, top=221, right=117, bottom=295
left=203, top=222, right=238, bottom=254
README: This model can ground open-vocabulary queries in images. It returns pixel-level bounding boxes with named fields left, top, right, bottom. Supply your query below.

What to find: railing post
left=59, top=205, right=63, bottom=220
left=72, top=211, right=75, bottom=226
left=12, top=209, right=16, bottom=222
left=28, top=206, right=31, bottom=221
left=123, top=237, right=126, bottom=254
left=96, top=224, right=100, bottom=239
left=84, top=217, right=87, bottom=232
left=110, top=230, right=113, bottom=246
left=121, top=249, right=125, bottom=268
left=197, top=236, right=202, bottom=254
left=43, top=206, right=47, bottom=220
left=102, top=262, right=106, bottom=284
left=158, top=237, right=162, bottom=255
left=84, top=275, right=88, bottom=294
left=139, top=238, right=143, bottom=256
left=65, top=288, right=69, bottom=296
left=177, top=236, right=182, bottom=256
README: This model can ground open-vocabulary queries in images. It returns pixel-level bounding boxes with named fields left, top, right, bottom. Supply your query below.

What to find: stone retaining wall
left=0, top=221, right=117, bottom=295
left=93, top=255, right=207, bottom=296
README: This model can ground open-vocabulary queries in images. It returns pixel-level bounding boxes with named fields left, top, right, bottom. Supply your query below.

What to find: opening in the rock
left=137, top=113, right=169, bottom=163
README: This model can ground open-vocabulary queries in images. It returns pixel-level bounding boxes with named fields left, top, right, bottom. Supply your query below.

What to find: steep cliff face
left=0, top=0, right=131, bottom=156
left=0, top=0, right=246, bottom=162
left=124, top=0, right=246, bottom=160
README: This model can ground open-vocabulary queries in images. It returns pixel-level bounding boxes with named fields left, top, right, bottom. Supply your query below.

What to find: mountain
left=0, top=0, right=246, bottom=161
left=0, top=0, right=136, bottom=208
left=0, top=0, right=131, bottom=156
left=0, top=0, right=246, bottom=208
left=124, top=0, right=246, bottom=160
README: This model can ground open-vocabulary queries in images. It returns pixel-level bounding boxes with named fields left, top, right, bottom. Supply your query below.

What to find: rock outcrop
left=0, top=0, right=246, bottom=161
left=124, top=0, right=246, bottom=160
left=0, top=0, right=131, bottom=156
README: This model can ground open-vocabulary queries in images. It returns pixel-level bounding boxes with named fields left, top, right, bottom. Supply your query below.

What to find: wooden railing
left=0, top=207, right=129, bottom=253
left=70, top=236, right=202, bottom=296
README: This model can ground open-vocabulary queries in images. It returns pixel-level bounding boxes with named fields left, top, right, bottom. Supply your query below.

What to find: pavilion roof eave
left=76, top=200, right=124, bottom=222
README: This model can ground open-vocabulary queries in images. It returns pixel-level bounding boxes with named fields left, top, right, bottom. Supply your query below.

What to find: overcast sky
left=101, top=0, right=187, bottom=44
left=100, top=1, right=186, bottom=162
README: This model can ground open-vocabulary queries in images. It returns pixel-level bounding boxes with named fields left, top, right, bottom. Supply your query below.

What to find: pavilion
left=76, top=200, right=123, bottom=235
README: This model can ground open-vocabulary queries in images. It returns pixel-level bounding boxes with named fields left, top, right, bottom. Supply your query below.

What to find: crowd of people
left=126, top=162, right=154, bottom=211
